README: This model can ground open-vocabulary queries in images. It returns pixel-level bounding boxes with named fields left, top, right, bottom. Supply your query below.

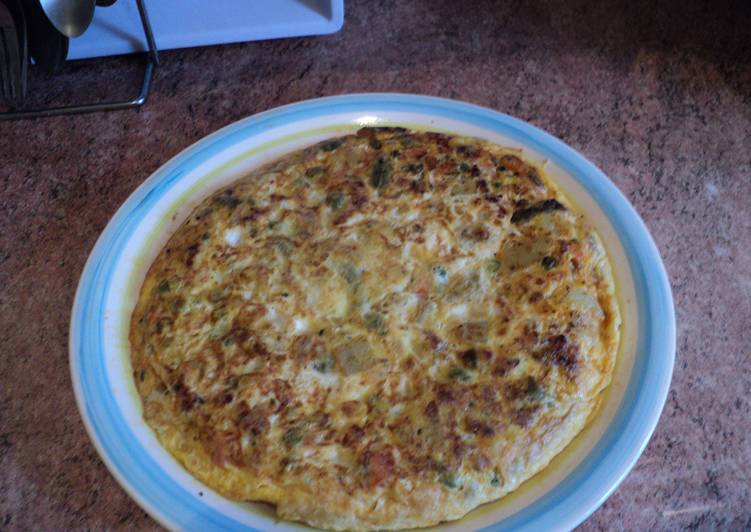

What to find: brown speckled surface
left=1, top=0, right=750, bottom=530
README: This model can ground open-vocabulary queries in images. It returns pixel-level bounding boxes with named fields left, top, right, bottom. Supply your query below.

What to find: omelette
left=130, top=127, right=620, bottom=530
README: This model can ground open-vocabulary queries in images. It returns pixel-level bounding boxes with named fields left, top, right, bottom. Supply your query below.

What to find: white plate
left=70, top=94, right=675, bottom=531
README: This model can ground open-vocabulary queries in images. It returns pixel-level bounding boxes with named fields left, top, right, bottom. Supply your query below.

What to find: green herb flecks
left=370, top=157, right=392, bottom=189
left=305, top=166, right=324, bottom=179
left=325, top=191, right=346, bottom=210
left=338, top=263, right=360, bottom=284
left=484, top=258, right=501, bottom=274
left=449, top=367, right=471, bottom=382
left=283, top=429, right=304, bottom=447
left=525, top=377, right=551, bottom=404
left=432, top=265, right=448, bottom=284
left=313, top=354, right=334, bottom=373
left=439, top=471, right=459, bottom=489
left=215, top=190, right=241, bottom=209
left=364, top=312, right=386, bottom=334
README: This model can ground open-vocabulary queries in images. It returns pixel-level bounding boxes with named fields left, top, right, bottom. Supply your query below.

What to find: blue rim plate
left=70, top=94, right=675, bottom=531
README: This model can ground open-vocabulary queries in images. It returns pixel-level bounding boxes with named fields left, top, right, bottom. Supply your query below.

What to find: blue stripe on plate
left=70, top=94, right=675, bottom=531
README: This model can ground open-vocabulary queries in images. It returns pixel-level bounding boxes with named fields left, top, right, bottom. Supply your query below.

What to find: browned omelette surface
left=130, top=127, right=620, bottom=530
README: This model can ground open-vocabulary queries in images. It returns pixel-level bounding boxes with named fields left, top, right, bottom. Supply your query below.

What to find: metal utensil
left=0, top=0, right=22, bottom=102
left=26, top=0, right=68, bottom=73
left=6, top=0, right=28, bottom=100
left=39, top=0, right=95, bottom=38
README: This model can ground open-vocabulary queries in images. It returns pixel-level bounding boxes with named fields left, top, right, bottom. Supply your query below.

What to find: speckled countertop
left=1, top=0, right=750, bottom=530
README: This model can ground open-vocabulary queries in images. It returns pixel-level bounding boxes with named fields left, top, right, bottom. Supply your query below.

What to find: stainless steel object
left=40, top=0, right=95, bottom=38
left=27, top=0, right=69, bottom=73
left=0, top=0, right=22, bottom=101
left=0, top=0, right=158, bottom=120
left=8, top=0, right=28, bottom=98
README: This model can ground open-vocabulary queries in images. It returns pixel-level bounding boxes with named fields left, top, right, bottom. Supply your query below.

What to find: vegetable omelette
left=130, top=127, right=620, bottom=530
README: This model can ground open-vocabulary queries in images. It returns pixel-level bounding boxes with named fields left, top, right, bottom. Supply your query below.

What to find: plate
left=70, top=94, right=675, bottom=531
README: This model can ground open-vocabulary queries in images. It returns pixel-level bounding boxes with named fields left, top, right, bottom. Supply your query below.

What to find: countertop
left=1, top=0, right=750, bottom=529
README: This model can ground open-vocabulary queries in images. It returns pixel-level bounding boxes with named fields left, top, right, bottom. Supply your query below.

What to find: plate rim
left=69, top=93, right=675, bottom=531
